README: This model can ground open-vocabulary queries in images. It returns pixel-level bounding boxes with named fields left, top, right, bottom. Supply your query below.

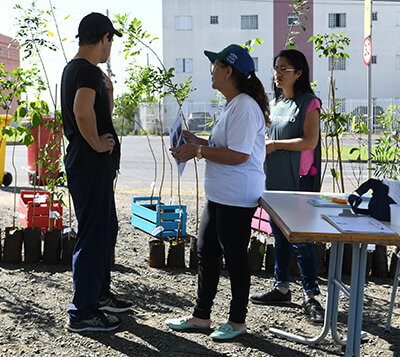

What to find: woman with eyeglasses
left=250, top=49, right=325, bottom=323
left=167, top=44, right=269, bottom=340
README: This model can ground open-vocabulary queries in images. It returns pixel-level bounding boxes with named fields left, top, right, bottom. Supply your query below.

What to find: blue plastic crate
left=131, top=196, right=186, bottom=238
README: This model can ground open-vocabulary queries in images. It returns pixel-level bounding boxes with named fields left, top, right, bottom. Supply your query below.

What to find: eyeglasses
left=210, top=62, right=218, bottom=74
left=271, top=66, right=297, bottom=74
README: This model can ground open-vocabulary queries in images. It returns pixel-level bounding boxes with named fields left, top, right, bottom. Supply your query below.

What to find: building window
left=372, top=12, right=378, bottom=21
left=7, top=50, right=10, bottom=59
left=175, top=16, right=192, bottom=31
left=397, top=12, right=400, bottom=26
left=328, top=13, right=346, bottom=28
left=210, top=16, right=218, bottom=24
left=329, top=56, right=346, bottom=70
left=396, top=55, right=400, bottom=70
left=241, top=15, right=258, bottom=30
left=0, top=48, right=3, bottom=55
left=175, top=58, right=193, bottom=73
left=252, top=57, right=258, bottom=72
left=371, top=55, right=377, bottom=64
left=287, top=13, right=299, bottom=26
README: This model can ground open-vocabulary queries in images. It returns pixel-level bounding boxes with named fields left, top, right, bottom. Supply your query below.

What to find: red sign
left=363, top=37, right=372, bottom=66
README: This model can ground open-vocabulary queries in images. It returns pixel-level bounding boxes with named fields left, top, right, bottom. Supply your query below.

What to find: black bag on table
left=348, top=178, right=395, bottom=221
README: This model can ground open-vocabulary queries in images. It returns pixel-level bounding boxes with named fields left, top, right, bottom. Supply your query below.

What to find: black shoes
left=98, top=292, right=132, bottom=313
left=67, top=310, right=121, bottom=332
left=250, top=287, right=292, bottom=305
left=302, top=298, right=325, bottom=323
left=250, top=288, right=325, bottom=323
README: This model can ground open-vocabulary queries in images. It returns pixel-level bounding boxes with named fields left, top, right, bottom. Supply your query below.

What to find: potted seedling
left=0, top=64, right=39, bottom=263
left=40, top=110, right=64, bottom=264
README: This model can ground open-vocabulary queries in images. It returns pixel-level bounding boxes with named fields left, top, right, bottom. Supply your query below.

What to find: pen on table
left=369, top=220, right=384, bottom=230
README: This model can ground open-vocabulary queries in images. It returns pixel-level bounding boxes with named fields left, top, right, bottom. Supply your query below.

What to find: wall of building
left=162, top=0, right=274, bottom=126
left=162, top=0, right=400, bottom=127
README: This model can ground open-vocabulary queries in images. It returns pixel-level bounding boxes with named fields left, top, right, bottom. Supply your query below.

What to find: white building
left=162, top=0, right=400, bottom=128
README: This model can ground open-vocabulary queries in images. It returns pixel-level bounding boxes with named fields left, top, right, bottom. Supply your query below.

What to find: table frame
left=260, top=191, right=400, bottom=357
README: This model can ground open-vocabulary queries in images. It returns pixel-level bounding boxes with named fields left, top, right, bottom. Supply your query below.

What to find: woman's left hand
left=170, top=143, right=197, bottom=163
left=265, top=139, right=276, bottom=155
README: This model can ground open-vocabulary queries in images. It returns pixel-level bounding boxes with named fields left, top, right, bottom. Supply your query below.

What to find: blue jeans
left=67, top=169, right=118, bottom=321
left=271, top=174, right=320, bottom=296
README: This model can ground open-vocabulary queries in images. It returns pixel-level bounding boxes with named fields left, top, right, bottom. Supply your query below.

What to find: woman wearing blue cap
left=167, top=44, right=269, bottom=340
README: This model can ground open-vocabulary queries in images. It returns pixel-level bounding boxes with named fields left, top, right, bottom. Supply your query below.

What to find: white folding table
left=260, top=191, right=400, bottom=357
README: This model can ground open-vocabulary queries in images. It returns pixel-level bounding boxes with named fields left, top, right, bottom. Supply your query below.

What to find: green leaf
left=360, top=121, right=369, bottom=134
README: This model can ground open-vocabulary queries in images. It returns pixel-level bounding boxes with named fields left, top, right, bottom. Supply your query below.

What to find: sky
left=0, top=0, right=163, bottom=104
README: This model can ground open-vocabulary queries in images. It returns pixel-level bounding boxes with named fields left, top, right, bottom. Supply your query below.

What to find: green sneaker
left=209, top=323, right=246, bottom=340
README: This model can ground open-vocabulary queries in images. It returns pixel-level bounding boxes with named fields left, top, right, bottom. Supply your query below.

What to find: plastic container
left=0, top=114, right=12, bottom=186
left=26, top=116, right=62, bottom=186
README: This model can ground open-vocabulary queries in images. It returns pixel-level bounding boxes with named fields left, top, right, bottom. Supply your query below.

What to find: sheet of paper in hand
left=169, top=109, right=186, bottom=176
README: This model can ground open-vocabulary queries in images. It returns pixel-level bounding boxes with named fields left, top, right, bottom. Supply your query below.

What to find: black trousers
left=193, top=200, right=256, bottom=323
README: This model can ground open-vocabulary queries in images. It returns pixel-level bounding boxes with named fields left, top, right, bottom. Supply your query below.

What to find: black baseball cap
left=76, top=12, right=122, bottom=39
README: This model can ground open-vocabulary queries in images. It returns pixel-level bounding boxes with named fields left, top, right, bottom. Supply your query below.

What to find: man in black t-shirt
left=61, top=12, right=131, bottom=333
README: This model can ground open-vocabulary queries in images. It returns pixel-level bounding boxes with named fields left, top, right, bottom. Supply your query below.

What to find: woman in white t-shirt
left=167, top=44, right=269, bottom=340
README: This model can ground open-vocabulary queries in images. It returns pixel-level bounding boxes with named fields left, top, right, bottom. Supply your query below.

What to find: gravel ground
left=0, top=187, right=400, bottom=357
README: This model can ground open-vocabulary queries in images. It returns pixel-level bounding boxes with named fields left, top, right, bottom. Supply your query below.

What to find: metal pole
left=367, top=2, right=373, bottom=179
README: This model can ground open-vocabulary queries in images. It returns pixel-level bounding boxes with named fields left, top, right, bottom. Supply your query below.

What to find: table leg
left=345, top=243, right=367, bottom=357
left=268, top=241, right=340, bottom=344
left=331, top=242, right=347, bottom=345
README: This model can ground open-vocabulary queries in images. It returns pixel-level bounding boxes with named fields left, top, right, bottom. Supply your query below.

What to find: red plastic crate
left=17, top=190, right=63, bottom=232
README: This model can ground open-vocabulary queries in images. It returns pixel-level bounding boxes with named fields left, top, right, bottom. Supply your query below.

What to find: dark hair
left=79, top=32, right=113, bottom=46
left=272, top=49, right=315, bottom=100
left=220, top=61, right=270, bottom=126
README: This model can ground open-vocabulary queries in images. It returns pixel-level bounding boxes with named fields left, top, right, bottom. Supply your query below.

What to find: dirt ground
left=0, top=186, right=399, bottom=357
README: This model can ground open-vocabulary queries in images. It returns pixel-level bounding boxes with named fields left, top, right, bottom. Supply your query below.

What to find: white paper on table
left=169, top=109, right=186, bottom=177
left=322, top=214, right=397, bottom=235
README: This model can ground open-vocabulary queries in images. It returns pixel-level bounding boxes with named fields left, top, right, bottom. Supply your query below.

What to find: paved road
left=4, top=135, right=370, bottom=193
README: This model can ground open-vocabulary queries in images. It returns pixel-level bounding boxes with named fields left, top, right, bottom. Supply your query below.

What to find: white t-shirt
left=205, top=93, right=266, bottom=207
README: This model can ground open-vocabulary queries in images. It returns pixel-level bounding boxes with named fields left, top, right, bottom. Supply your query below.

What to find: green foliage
left=14, top=2, right=57, bottom=60
left=309, top=32, right=350, bottom=65
left=285, top=0, right=310, bottom=49
left=371, top=105, right=400, bottom=179
left=14, top=1, right=58, bottom=104
left=243, top=37, right=264, bottom=52
left=310, top=32, right=350, bottom=192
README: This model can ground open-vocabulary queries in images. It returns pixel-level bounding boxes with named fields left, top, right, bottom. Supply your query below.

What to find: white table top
left=260, top=191, right=400, bottom=245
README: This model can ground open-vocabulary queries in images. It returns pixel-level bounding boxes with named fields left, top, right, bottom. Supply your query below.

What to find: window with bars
left=175, top=58, right=193, bottom=73
left=175, top=16, right=192, bottom=31
left=252, top=57, right=259, bottom=72
left=287, top=13, right=299, bottom=26
left=371, top=55, right=377, bottom=64
left=329, top=56, right=346, bottom=70
left=241, top=15, right=258, bottom=30
left=210, top=16, right=218, bottom=24
left=372, top=12, right=378, bottom=21
left=328, top=13, right=346, bottom=28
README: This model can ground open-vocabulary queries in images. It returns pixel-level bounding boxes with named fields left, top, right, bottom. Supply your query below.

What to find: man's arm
left=102, top=72, right=114, bottom=114
left=73, top=87, right=115, bottom=154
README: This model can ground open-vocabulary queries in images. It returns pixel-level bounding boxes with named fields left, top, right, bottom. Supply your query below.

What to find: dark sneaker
left=98, top=293, right=132, bottom=313
left=250, top=287, right=291, bottom=305
left=303, top=298, right=325, bottom=323
left=67, top=311, right=120, bottom=332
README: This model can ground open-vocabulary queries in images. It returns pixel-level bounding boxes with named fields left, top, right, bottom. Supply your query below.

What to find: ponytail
left=220, top=61, right=270, bottom=126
